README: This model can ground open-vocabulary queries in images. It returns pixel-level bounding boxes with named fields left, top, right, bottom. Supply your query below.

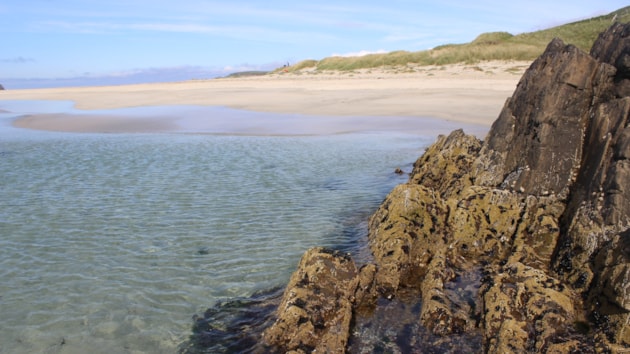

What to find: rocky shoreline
left=184, top=23, right=630, bottom=353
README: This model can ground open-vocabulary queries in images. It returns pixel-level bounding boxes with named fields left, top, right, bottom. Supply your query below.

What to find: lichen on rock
left=262, top=247, right=358, bottom=353
left=262, top=22, right=630, bottom=353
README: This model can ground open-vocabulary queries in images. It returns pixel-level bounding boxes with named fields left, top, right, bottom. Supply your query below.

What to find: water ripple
left=0, top=130, right=428, bottom=353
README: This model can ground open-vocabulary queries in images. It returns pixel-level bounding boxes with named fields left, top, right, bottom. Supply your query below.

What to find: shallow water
left=0, top=101, right=466, bottom=353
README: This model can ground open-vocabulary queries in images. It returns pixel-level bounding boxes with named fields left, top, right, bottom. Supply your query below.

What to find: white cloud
left=331, top=49, right=388, bottom=58
left=3, top=62, right=286, bottom=89
left=1, top=56, right=36, bottom=63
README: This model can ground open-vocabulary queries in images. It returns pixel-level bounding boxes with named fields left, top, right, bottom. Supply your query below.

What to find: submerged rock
left=215, top=22, right=630, bottom=353
left=179, top=288, right=282, bottom=353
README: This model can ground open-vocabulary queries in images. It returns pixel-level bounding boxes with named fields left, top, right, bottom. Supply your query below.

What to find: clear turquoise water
left=0, top=101, right=459, bottom=353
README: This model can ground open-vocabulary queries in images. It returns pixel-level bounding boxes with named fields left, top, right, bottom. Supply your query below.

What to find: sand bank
left=1, top=61, right=529, bottom=134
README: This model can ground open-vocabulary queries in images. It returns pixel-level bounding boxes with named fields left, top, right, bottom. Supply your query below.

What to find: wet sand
left=13, top=113, right=178, bottom=133
left=1, top=61, right=529, bottom=134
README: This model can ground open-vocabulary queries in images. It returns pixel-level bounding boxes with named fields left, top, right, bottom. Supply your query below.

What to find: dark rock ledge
left=184, top=23, right=630, bottom=353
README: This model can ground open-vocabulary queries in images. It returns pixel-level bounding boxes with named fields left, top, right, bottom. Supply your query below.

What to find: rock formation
left=262, top=248, right=358, bottom=352
left=0, top=84, right=4, bottom=90
left=262, top=23, right=630, bottom=353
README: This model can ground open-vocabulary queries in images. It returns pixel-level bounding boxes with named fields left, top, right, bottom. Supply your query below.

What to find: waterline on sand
left=6, top=100, right=489, bottom=137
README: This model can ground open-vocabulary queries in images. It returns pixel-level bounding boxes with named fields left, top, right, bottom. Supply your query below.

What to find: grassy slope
left=280, top=6, right=630, bottom=72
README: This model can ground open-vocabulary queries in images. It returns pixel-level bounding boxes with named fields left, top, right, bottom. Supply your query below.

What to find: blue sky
left=1, top=1, right=627, bottom=88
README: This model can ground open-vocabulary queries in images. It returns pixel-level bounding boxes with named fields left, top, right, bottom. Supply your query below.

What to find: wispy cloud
left=331, top=50, right=388, bottom=58
left=1, top=56, right=36, bottom=64
left=2, top=63, right=282, bottom=89
left=37, top=20, right=336, bottom=44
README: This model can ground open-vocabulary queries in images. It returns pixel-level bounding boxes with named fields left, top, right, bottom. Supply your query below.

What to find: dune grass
left=276, top=6, right=630, bottom=73
left=221, top=71, right=269, bottom=78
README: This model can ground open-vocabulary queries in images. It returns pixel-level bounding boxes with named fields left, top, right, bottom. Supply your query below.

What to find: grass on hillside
left=220, top=71, right=270, bottom=78
left=276, top=6, right=630, bottom=73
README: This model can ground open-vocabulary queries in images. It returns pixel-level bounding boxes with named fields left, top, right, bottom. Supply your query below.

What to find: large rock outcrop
left=263, top=23, right=630, bottom=353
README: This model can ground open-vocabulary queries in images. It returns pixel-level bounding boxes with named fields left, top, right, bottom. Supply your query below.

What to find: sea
left=0, top=100, right=483, bottom=353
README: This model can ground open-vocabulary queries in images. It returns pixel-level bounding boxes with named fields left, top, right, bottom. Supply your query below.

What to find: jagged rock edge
left=263, top=22, right=630, bottom=353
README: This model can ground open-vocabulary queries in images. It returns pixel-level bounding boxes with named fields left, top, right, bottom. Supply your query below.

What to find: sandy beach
left=1, top=61, right=529, bottom=134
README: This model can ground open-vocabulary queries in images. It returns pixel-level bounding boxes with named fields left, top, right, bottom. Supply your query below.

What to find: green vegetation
left=290, top=59, right=318, bottom=70
left=220, top=71, right=269, bottom=78
left=275, top=6, right=630, bottom=73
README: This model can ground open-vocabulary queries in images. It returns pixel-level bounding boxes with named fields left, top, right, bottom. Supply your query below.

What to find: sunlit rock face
left=263, top=22, right=630, bottom=353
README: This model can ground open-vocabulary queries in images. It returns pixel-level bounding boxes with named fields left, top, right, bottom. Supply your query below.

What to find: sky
left=1, top=1, right=627, bottom=88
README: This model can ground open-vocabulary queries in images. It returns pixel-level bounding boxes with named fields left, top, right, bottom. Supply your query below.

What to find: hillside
left=278, top=6, right=630, bottom=72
